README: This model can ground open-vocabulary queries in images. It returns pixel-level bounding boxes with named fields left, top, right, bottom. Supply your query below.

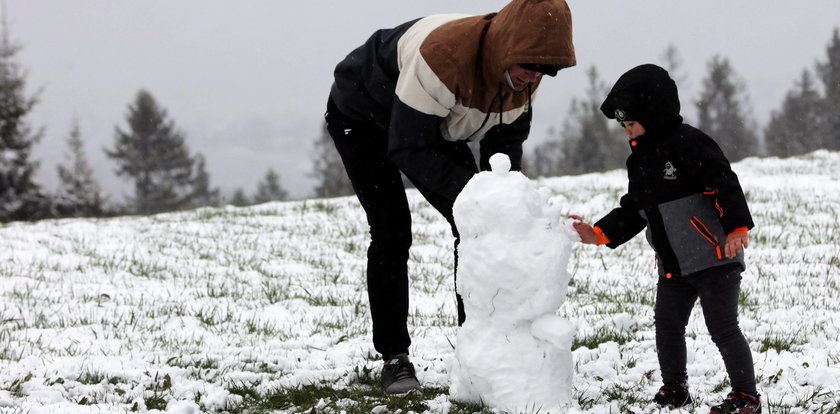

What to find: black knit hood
left=600, top=64, right=682, bottom=135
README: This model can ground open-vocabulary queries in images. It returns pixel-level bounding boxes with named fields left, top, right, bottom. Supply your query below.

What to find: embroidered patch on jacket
left=663, top=162, right=677, bottom=180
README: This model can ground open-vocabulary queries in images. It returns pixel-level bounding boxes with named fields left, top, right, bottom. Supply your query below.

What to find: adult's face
left=506, top=64, right=542, bottom=92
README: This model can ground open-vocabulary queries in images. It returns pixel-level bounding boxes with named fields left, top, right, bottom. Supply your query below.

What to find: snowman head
left=453, top=153, right=543, bottom=239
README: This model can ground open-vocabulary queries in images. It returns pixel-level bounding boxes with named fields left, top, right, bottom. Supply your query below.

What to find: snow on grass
left=1, top=151, right=838, bottom=413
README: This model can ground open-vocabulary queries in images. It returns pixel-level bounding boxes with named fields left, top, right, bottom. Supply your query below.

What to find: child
left=570, top=64, right=761, bottom=414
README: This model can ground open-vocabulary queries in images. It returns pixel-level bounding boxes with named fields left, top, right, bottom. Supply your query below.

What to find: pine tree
left=522, top=126, right=565, bottom=178
left=105, top=89, right=200, bottom=214
left=816, top=27, right=840, bottom=151
left=188, top=154, right=220, bottom=208
left=311, top=121, right=353, bottom=198
left=525, top=66, right=625, bottom=177
left=253, top=169, right=288, bottom=204
left=695, top=55, right=760, bottom=161
left=55, top=119, right=106, bottom=217
left=659, top=44, right=691, bottom=122
left=0, top=9, right=49, bottom=222
left=229, top=188, right=250, bottom=206
left=764, top=70, right=823, bottom=157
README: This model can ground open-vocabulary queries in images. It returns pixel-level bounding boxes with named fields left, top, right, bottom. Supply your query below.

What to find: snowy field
left=0, top=151, right=838, bottom=414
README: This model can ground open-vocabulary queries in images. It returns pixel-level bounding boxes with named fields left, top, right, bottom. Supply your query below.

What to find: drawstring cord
left=465, top=81, right=533, bottom=141
left=464, top=86, right=502, bottom=141
left=527, top=83, right=533, bottom=113
left=496, top=82, right=505, bottom=124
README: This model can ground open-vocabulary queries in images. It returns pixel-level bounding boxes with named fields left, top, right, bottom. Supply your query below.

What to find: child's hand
left=724, top=232, right=749, bottom=258
left=568, top=215, right=598, bottom=245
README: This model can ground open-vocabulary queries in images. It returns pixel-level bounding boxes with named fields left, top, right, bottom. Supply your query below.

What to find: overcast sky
left=7, top=1, right=840, bottom=200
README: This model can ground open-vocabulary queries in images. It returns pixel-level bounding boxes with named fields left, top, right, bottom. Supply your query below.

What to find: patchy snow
left=0, top=150, right=838, bottom=413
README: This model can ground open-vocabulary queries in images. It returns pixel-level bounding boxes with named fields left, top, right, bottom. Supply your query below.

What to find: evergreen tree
left=764, top=70, right=823, bottom=157
left=816, top=27, right=840, bottom=151
left=0, top=10, right=49, bottom=222
left=571, top=67, right=626, bottom=173
left=105, top=89, right=201, bottom=214
left=526, top=66, right=625, bottom=177
left=660, top=44, right=689, bottom=89
left=659, top=44, right=691, bottom=122
left=229, top=188, right=250, bottom=206
left=252, top=168, right=288, bottom=204
left=695, top=55, right=760, bottom=161
left=311, top=121, right=353, bottom=198
left=188, top=153, right=220, bottom=208
left=55, top=119, right=106, bottom=217
left=522, top=126, right=565, bottom=178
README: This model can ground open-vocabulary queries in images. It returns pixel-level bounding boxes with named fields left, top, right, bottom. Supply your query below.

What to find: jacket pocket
left=689, top=216, right=722, bottom=259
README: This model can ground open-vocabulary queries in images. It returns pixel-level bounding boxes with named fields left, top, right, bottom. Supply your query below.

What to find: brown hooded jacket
left=329, top=0, right=576, bottom=200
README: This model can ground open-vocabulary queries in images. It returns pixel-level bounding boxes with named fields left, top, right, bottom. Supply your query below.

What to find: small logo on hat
left=615, top=109, right=627, bottom=121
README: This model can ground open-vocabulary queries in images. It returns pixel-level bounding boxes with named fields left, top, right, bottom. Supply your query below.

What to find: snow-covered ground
left=0, top=151, right=838, bottom=413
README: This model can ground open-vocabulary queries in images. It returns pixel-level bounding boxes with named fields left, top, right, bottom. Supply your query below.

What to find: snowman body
left=449, top=154, right=576, bottom=412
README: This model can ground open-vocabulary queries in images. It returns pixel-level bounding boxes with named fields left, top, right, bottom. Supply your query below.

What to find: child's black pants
left=654, top=263, right=757, bottom=394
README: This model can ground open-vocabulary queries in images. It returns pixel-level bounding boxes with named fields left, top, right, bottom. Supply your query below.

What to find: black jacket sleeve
left=479, top=110, right=532, bottom=171
left=674, top=131, right=754, bottom=233
left=595, top=193, right=648, bottom=249
left=387, top=99, right=475, bottom=202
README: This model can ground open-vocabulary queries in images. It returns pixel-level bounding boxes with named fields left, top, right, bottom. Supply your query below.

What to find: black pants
left=654, top=263, right=757, bottom=394
left=325, top=98, right=475, bottom=359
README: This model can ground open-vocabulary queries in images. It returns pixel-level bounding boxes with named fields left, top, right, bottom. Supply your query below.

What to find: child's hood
left=599, top=64, right=683, bottom=135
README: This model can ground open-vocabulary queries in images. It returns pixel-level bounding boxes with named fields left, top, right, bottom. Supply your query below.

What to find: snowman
left=449, top=153, right=577, bottom=413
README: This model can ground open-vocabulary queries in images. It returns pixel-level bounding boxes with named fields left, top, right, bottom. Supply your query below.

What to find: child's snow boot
left=710, top=391, right=762, bottom=413
left=653, top=383, right=692, bottom=408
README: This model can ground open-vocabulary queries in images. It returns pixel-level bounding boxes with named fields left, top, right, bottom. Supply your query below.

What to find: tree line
left=523, top=31, right=840, bottom=178
left=0, top=14, right=294, bottom=222
left=2, top=12, right=838, bottom=222
left=313, top=29, right=840, bottom=193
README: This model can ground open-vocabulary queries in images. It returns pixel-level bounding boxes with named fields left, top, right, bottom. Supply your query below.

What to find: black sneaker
left=653, top=384, right=692, bottom=408
left=710, top=391, right=762, bottom=414
left=381, top=354, right=420, bottom=395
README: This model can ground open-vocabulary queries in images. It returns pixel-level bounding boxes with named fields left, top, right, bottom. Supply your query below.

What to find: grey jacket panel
left=642, top=193, right=745, bottom=277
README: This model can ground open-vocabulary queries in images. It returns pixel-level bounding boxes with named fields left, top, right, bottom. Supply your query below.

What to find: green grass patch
left=758, top=331, right=805, bottom=353
left=572, top=327, right=636, bottom=350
